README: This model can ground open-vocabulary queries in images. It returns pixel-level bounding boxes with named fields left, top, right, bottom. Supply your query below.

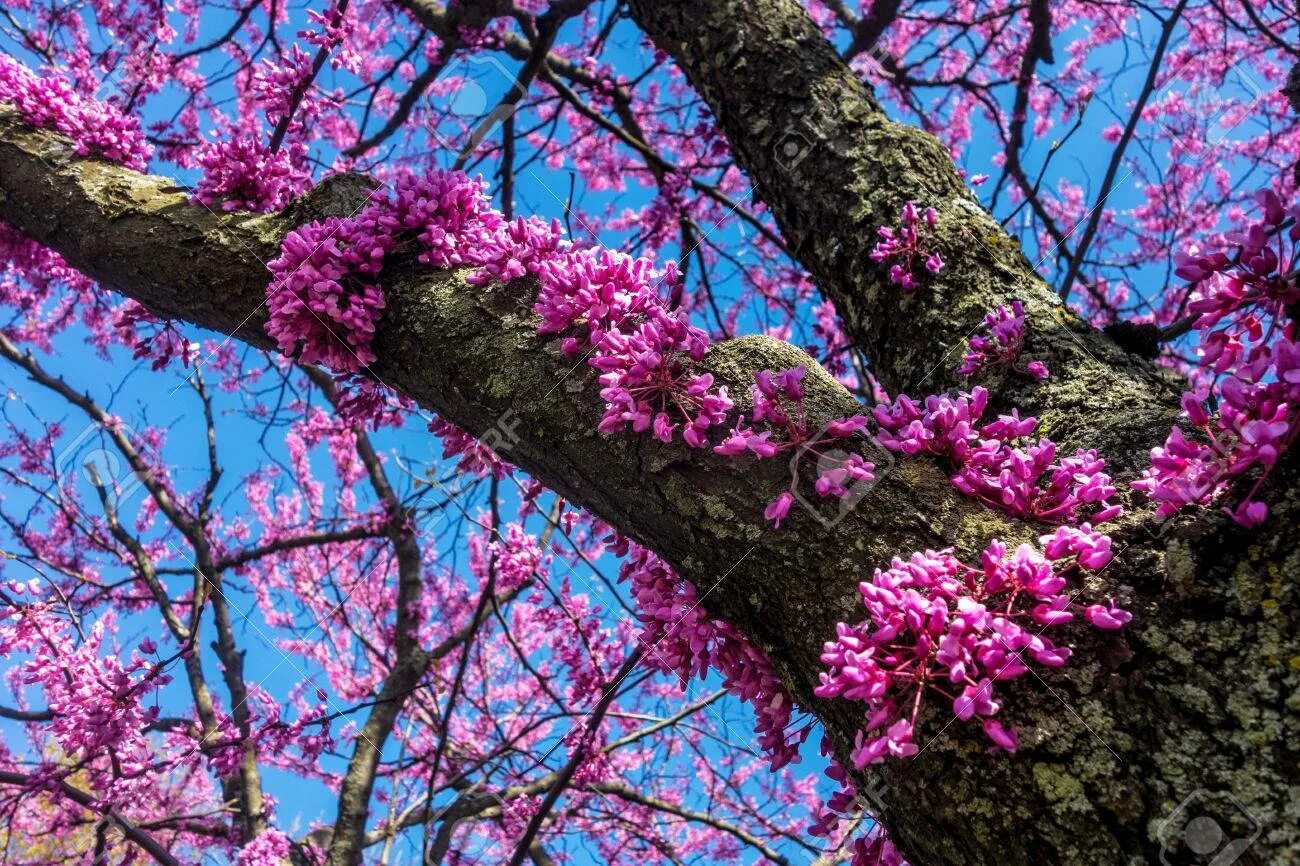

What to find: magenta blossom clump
left=195, top=134, right=312, bottom=212
left=1136, top=190, right=1300, bottom=527
left=872, top=387, right=989, bottom=460
left=269, top=167, right=734, bottom=448
left=958, top=300, right=1049, bottom=380
left=956, top=441, right=1119, bottom=524
left=428, top=416, right=515, bottom=479
left=869, top=201, right=944, bottom=291
left=114, top=300, right=199, bottom=371
left=236, top=828, right=296, bottom=866
left=811, top=748, right=909, bottom=865
left=815, top=538, right=1127, bottom=767
left=0, top=54, right=150, bottom=170
left=533, top=246, right=736, bottom=447
left=266, top=171, right=560, bottom=375
left=714, top=366, right=877, bottom=524
left=618, top=543, right=809, bottom=769
left=593, top=318, right=732, bottom=447
left=266, top=212, right=393, bottom=371
left=874, top=386, right=1121, bottom=525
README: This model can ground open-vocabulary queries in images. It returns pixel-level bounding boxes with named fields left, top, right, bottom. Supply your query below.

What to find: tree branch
left=0, top=770, right=182, bottom=866
left=0, top=100, right=1018, bottom=854
left=3, top=78, right=1296, bottom=863
left=624, top=0, right=1180, bottom=469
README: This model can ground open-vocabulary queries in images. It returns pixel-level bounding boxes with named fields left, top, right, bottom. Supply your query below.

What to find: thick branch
left=621, top=2, right=1297, bottom=864
left=624, top=0, right=1180, bottom=469
left=0, top=106, right=1005, bottom=844
left=3, top=107, right=1296, bottom=865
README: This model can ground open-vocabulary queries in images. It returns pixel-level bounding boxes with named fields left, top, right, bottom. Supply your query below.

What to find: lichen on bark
left=3, top=37, right=1298, bottom=860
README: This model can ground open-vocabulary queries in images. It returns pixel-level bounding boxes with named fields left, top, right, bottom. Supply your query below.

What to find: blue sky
left=0, top=2, right=1284, bottom=862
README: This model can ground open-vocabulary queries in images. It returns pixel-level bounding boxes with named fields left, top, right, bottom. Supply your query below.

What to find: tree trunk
left=1, top=7, right=1296, bottom=855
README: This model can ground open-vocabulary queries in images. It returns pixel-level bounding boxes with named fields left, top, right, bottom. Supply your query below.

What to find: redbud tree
left=0, top=1, right=1296, bottom=865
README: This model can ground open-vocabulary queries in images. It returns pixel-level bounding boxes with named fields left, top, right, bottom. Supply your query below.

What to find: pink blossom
left=0, top=55, right=151, bottom=170
left=721, top=366, right=879, bottom=524
left=874, top=386, right=1119, bottom=525
left=237, top=828, right=294, bottom=866
left=958, top=301, right=1048, bottom=379
left=870, top=202, right=943, bottom=292
left=1084, top=601, right=1133, bottom=631
left=619, top=544, right=807, bottom=769
left=764, top=491, right=795, bottom=526
left=195, top=134, right=312, bottom=212
left=1136, top=190, right=1300, bottom=527
left=816, top=539, right=1127, bottom=765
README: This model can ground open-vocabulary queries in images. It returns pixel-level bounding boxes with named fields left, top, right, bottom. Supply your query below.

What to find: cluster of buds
left=958, top=301, right=1049, bottom=380
left=1138, top=190, right=1300, bottom=526
left=870, top=202, right=944, bottom=291
left=815, top=539, right=1128, bottom=768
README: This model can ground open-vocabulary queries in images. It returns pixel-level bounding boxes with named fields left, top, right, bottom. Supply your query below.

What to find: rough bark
left=2, top=36, right=1297, bottom=861
left=620, top=2, right=1298, bottom=862
left=0, top=105, right=1012, bottom=847
left=624, top=0, right=1180, bottom=472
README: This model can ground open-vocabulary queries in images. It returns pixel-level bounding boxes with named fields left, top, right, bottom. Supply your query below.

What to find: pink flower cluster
left=1136, top=190, right=1299, bottom=527
left=1, top=593, right=171, bottom=787
left=252, top=46, right=317, bottom=131
left=267, top=171, right=540, bottom=371
left=202, top=684, right=336, bottom=779
left=236, top=828, right=295, bottom=866
left=115, top=299, right=200, bottom=371
left=714, top=366, right=877, bottom=525
left=810, top=751, right=907, bottom=865
left=267, top=211, right=392, bottom=371
left=869, top=202, right=944, bottom=291
left=618, top=543, right=807, bottom=770
left=849, top=827, right=908, bottom=866
left=957, top=440, right=1118, bottom=524
left=958, top=301, right=1050, bottom=380
left=0, top=54, right=151, bottom=170
left=268, top=167, right=736, bottom=448
left=332, top=373, right=412, bottom=429
left=812, top=299, right=853, bottom=379
left=195, top=134, right=311, bottom=212
left=873, top=386, right=1121, bottom=525
left=533, top=249, right=734, bottom=445
left=814, top=538, right=1128, bottom=767
left=428, top=417, right=515, bottom=478
left=195, top=18, right=349, bottom=214
left=301, top=7, right=354, bottom=58
left=469, top=522, right=545, bottom=597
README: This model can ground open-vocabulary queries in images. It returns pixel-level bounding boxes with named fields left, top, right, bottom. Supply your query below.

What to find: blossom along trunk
left=1, top=3, right=1297, bottom=865
left=3, top=113, right=1296, bottom=866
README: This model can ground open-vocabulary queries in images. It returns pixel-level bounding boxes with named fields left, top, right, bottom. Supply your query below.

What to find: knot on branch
left=279, top=171, right=382, bottom=227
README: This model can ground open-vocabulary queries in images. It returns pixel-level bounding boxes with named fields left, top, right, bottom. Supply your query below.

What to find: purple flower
left=764, top=491, right=795, bottom=526
left=871, top=201, right=944, bottom=291
left=982, top=718, right=1019, bottom=752
left=817, top=537, right=1126, bottom=762
left=958, top=301, right=1048, bottom=380
left=1137, top=191, right=1300, bottom=527
left=1084, top=602, right=1133, bottom=631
